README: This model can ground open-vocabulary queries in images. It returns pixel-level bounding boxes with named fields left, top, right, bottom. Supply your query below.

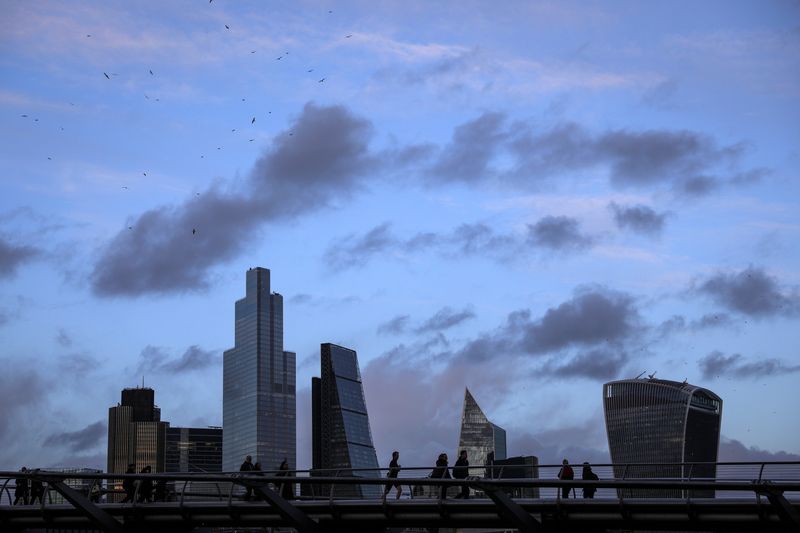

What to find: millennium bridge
left=2, top=461, right=799, bottom=532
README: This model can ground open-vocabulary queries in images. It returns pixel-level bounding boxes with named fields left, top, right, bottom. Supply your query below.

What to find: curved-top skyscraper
left=603, top=378, right=722, bottom=497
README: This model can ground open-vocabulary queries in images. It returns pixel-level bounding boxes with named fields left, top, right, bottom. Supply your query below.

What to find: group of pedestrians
left=239, top=455, right=294, bottom=500
left=12, top=467, right=44, bottom=505
left=119, top=464, right=167, bottom=503
left=557, top=459, right=599, bottom=499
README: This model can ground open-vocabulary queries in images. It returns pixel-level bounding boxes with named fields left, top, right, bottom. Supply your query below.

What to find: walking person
left=431, top=453, right=451, bottom=499
left=29, top=473, right=44, bottom=505
left=239, top=455, right=255, bottom=501
left=120, top=464, right=136, bottom=503
left=382, top=451, right=402, bottom=501
left=13, top=467, right=29, bottom=505
left=582, top=462, right=598, bottom=499
left=557, top=459, right=574, bottom=499
left=277, top=459, right=294, bottom=500
left=453, top=450, right=470, bottom=499
left=137, top=466, right=153, bottom=503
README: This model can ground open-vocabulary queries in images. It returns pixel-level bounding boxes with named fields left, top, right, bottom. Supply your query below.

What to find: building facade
left=603, top=378, right=723, bottom=497
left=457, top=388, right=507, bottom=477
left=166, top=427, right=223, bottom=473
left=312, top=343, right=380, bottom=498
left=223, top=267, right=296, bottom=472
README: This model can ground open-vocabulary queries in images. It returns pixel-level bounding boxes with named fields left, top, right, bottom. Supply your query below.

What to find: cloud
left=324, top=223, right=397, bottom=271
left=55, top=328, right=73, bottom=348
left=542, top=348, right=629, bottom=380
left=609, top=202, right=669, bottom=236
left=0, top=361, right=48, bottom=439
left=718, top=436, right=800, bottom=462
left=377, top=314, right=410, bottom=335
left=698, top=350, right=800, bottom=380
left=136, top=345, right=219, bottom=374
left=288, top=293, right=312, bottom=305
left=429, top=112, right=508, bottom=184
left=695, top=266, right=799, bottom=317
left=44, top=420, right=106, bottom=452
left=527, top=215, right=594, bottom=251
left=0, top=235, right=39, bottom=279
left=91, top=103, right=375, bottom=296
left=416, top=306, right=475, bottom=333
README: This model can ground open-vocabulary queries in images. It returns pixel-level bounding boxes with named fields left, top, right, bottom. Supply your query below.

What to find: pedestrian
left=29, top=473, right=44, bottom=505
left=137, top=466, right=153, bottom=503
left=431, top=453, right=451, bottom=499
left=120, top=464, right=136, bottom=503
left=13, top=467, right=29, bottom=505
left=240, top=455, right=255, bottom=501
left=383, top=451, right=402, bottom=500
left=557, top=459, right=574, bottom=499
left=582, top=462, right=598, bottom=499
left=277, top=459, right=294, bottom=500
left=453, top=450, right=470, bottom=499
left=89, top=481, right=102, bottom=503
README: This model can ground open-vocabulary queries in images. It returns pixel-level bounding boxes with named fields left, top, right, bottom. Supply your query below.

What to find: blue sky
left=1, top=0, right=799, bottom=471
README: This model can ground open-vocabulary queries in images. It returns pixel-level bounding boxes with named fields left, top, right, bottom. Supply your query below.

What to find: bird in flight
left=318, top=78, right=326, bottom=83
left=251, top=117, right=255, bottom=124
left=21, top=114, right=28, bottom=118
left=225, top=24, right=230, bottom=30
left=192, top=228, right=196, bottom=235
left=47, top=157, right=52, bottom=160
left=346, top=34, right=352, bottom=38
left=276, top=56, right=282, bottom=60
left=122, top=186, right=128, bottom=190
left=307, top=68, right=314, bottom=73
left=249, top=139, right=255, bottom=142
left=103, top=72, right=110, bottom=79
left=143, top=172, right=147, bottom=176
left=149, top=69, right=153, bottom=75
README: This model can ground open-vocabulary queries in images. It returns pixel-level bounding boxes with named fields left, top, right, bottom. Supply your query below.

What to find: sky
left=1, top=0, right=799, bottom=472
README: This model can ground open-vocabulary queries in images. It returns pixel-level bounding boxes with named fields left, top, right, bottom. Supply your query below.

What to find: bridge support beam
left=759, top=486, right=800, bottom=528
left=252, top=482, right=320, bottom=533
left=44, top=478, right=124, bottom=533
left=478, top=484, right=541, bottom=532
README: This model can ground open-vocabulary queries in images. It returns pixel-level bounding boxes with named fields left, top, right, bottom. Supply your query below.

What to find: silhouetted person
left=120, top=464, right=136, bottom=503
left=453, top=450, right=470, bottom=499
left=431, top=453, right=451, bottom=499
left=29, top=473, right=44, bottom=505
left=557, top=459, right=574, bottom=499
left=278, top=459, right=293, bottom=500
left=251, top=461, right=266, bottom=501
left=582, top=462, right=598, bottom=499
left=89, top=481, right=102, bottom=503
left=137, top=466, right=153, bottom=503
left=13, top=467, right=29, bottom=505
left=240, top=455, right=254, bottom=501
left=383, top=451, right=402, bottom=500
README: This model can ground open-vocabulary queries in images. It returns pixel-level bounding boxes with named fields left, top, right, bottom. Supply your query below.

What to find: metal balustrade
left=1, top=461, right=799, bottom=532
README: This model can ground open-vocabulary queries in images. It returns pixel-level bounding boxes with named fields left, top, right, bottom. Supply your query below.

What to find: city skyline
left=1, top=1, right=799, bottom=472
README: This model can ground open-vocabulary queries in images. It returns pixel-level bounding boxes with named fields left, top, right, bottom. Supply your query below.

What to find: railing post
left=329, top=470, right=340, bottom=504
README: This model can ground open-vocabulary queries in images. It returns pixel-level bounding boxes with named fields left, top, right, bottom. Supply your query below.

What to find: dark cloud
left=609, top=202, right=669, bottom=235
left=429, top=112, right=507, bottom=184
left=136, top=345, right=218, bottom=374
left=0, top=361, right=48, bottom=439
left=288, top=293, right=312, bottom=305
left=655, top=313, right=735, bottom=339
left=698, top=350, right=800, bottom=380
left=527, top=215, right=593, bottom=251
left=377, top=314, right=410, bottom=335
left=91, top=103, right=375, bottom=296
left=718, top=436, right=800, bottom=462
left=44, top=420, right=106, bottom=452
left=543, top=348, right=629, bottom=380
left=416, top=306, right=475, bottom=333
left=55, top=328, right=73, bottom=348
left=0, top=236, right=39, bottom=279
left=60, top=351, right=99, bottom=374
left=324, top=222, right=397, bottom=271
left=695, top=266, right=798, bottom=317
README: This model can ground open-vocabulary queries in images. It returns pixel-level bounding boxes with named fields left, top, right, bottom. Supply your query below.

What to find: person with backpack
left=557, top=459, right=574, bottom=499
left=582, top=462, right=599, bottom=499
left=453, top=450, right=470, bottom=499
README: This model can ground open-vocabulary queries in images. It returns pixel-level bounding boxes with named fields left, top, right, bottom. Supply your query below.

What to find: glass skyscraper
left=457, top=388, right=507, bottom=477
left=603, top=378, right=723, bottom=497
left=223, top=267, right=296, bottom=473
left=166, top=427, right=223, bottom=473
left=312, top=343, right=380, bottom=498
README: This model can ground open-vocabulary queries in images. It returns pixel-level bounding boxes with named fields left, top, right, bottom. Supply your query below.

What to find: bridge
left=1, top=461, right=799, bottom=532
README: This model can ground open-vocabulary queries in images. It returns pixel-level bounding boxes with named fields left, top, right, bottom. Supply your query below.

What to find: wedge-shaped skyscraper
left=603, top=378, right=722, bottom=497
left=223, top=267, right=296, bottom=472
left=312, top=343, right=380, bottom=498
left=457, top=388, right=507, bottom=476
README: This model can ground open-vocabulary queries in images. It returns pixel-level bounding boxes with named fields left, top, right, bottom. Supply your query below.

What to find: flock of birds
left=19, top=5, right=356, bottom=238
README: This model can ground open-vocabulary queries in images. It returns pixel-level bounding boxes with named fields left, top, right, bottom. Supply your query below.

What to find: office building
left=457, top=388, right=507, bottom=477
left=311, top=343, right=380, bottom=498
left=166, top=427, right=223, bottom=473
left=223, top=267, right=296, bottom=472
left=603, top=378, right=723, bottom=497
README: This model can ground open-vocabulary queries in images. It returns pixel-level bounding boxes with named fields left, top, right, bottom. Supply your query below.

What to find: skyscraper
left=312, top=343, right=380, bottom=498
left=457, top=388, right=507, bottom=477
left=107, top=387, right=169, bottom=501
left=603, top=378, right=723, bottom=497
left=166, top=427, right=223, bottom=473
left=223, top=267, right=296, bottom=472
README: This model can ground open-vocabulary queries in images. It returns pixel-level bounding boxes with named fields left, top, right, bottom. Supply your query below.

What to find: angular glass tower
left=603, top=378, right=722, bottom=497
left=312, top=343, right=380, bottom=498
left=223, top=267, right=296, bottom=472
left=457, top=388, right=507, bottom=477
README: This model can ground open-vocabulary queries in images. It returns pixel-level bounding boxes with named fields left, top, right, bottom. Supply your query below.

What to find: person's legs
left=561, top=486, right=570, bottom=498
left=395, top=483, right=402, bottom=499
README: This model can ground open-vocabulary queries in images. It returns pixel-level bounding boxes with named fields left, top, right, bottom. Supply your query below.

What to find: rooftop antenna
left=647, top=371, right=657, bottom=380
left=634, top=370, right=646, bottom=380
left=142, top=375, right=145, bottom=388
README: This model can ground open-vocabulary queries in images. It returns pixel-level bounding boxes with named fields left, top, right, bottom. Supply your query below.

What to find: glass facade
left=223, top=267, right=296, bottom=473
left=603, top=378, right=722, bottom=498
left=166, top=427, right=223, bottom=473
left=312, top=343, right=380, bottom=498
left=457, top=388, right=507, bottom=477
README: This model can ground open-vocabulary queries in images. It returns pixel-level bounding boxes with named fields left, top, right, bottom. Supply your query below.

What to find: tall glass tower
left=312, top=343, right=380, bottom=498
left=457, top=388, right=507, bottom=477
left=603, top=378, right=722, bottom=497
left=223, top=267, right=296, bottom=472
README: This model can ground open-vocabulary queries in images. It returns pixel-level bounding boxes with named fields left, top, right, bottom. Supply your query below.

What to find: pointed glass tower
left=457, top=388, right=507, bottom=476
